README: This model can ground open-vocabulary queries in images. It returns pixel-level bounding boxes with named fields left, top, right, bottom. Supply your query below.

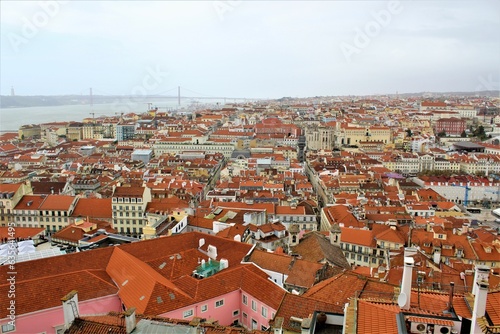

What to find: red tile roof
left=247, top=249, right=324, bottom=289
left=486, top=290, right=500, bottom=325
left=340, top=227, right=376, bottom=247
left=0, top=226, right=45, bottom=240
left=406, top=316, right=454, bottom=326
left=0, top=232, right=284, bottom=323
left=0, top=269, right=118, bottom=319
left=39, top=194, right=76, bottom=211
left=113, top=186, right=145, bottom=197
left=303, top=271, right=397, bottom=306
left=274, top=293, right=344, bottom=332
left=0, top=182, right=23, bottom=193
left=106, top=247, right=192, bottom=314
left=72, top=198, right=112, bottom=219
left=357, top=300, right=400, bottom=334
left=291, top=231, right=351, bottom=269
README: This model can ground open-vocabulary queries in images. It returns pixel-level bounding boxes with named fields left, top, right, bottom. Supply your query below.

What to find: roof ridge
left=108, top=247, right=191, bottom=299
left=0, top=268, right=108, bottom=286
left=85, top=269, right=119, bottom=288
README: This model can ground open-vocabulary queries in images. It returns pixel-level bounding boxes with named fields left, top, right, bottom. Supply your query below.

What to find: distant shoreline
left=1, top=91, right=499, bottom=108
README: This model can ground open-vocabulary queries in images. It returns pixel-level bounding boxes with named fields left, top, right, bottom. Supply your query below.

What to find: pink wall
left=161, top=289, right=275, bottom=331
left=0, top=294, right=121, bottom=334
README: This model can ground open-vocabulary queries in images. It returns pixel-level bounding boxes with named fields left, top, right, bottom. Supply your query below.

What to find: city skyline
left=1, top=1, right=499, bottom=98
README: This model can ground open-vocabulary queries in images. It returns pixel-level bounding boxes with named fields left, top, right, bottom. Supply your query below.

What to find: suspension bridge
left=82, top=86, right=263, bottom=107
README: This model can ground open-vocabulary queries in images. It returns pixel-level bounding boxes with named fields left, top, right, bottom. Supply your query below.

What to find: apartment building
left=0, top=182, right=33, bottom=227
left=112, top=186, right=152, bottom=236
left=38, top=194, right=79, bottom=232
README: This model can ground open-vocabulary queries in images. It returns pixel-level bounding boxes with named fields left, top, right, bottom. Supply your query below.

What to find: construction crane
left=452, top=182, right=470, bottom=206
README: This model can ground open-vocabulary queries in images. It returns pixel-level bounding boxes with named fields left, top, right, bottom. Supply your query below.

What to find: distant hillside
left=0, top=95, right=114, bottom=108
left=1, top=90, right=498, bottom=108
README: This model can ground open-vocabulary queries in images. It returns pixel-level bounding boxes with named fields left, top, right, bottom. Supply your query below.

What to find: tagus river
left=0, top=99, right=225, bottom=133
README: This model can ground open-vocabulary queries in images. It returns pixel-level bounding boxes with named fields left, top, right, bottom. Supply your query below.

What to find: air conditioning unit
left=434, top=325, right=451, bottom=334
left=411, top=323, right=427, bottom=333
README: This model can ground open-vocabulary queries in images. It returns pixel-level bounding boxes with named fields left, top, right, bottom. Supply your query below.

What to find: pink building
left=0, top=232, right=286, bottom=333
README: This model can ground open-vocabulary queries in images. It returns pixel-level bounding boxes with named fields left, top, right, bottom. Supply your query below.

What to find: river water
left=0, top=99, right=225, bottom=133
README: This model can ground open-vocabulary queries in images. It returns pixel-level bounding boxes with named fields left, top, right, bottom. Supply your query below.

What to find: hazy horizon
left=1, top=1, right=499, bottom=98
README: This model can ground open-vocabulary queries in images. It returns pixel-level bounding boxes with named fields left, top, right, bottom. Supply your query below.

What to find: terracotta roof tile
left=247, top=249, right=324, bottom=289
left=0, top=226, right=45, bottom=240
left=0, top=270, right=118, bottom=319
left=486, top=290, right=500, bottom=325
left=275, top=293, right=344, bottom=332
left=291, top=231, right=351, bottom=269
left=65, top=315, right=126, bottom=334
left=72, top=198, right=112, bottom=219
left=357, top=300, right=400, bottom=334
left=340, top=227, right=376, bottom=247
left=39, top=194, right=77, bottom=211
left=106, top=247, right=192, bottom=314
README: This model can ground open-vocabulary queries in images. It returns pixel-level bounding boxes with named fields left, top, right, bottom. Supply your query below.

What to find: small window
left=242, top=294, right=248, bottom=305
left=233, top=310, right=239, bottom=317
left=251, top=300, right=257, bottom=311
left=54, top=326, right=65, bottom=334
left=201, top=304, right=207, bottom=312
left=215, top=299, right=224, bottom=308
left=262, top=306, right=267, bottom=317
left=183, top=309, right=193, bottom=318
left=1, top=324, right=15, bottom=333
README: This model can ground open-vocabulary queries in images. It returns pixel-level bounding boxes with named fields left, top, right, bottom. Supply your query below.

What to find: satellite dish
left=397, top=293, right=407, bottom=308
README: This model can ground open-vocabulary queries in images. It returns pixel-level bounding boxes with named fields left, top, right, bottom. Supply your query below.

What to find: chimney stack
left=399, top=256, right=414, bottom=310
left=472, top=265, right=490, bottom=296
left=448, top=282, right=455, bottom=312
left=272, top=317, right=284, bottom=334
left=61, top=290, right=79, bottom=330
left=470, top=281, right=489, bottom=334
left=124, top=307, right=136, bottom=334
left=301, top=317, right=312, bottom=334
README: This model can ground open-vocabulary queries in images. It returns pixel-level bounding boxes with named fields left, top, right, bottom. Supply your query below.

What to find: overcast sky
left=1, top=1, right=499, bottom=98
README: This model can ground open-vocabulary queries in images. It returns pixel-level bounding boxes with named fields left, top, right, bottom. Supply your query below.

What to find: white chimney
left=472, top=265, right=490, bottom=296
left=124, top=307, right=136, bottom=334
left=470, top=281, right=489, bottom=334
left=207, top=245, right=218, bottom=260
left=220, top=258, right=229, bottom=270
left=433, top=250, right=441, bottom=264
left=398, top=256, right=414, bottom=310
left=61, top=290, right=79, bottom=330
